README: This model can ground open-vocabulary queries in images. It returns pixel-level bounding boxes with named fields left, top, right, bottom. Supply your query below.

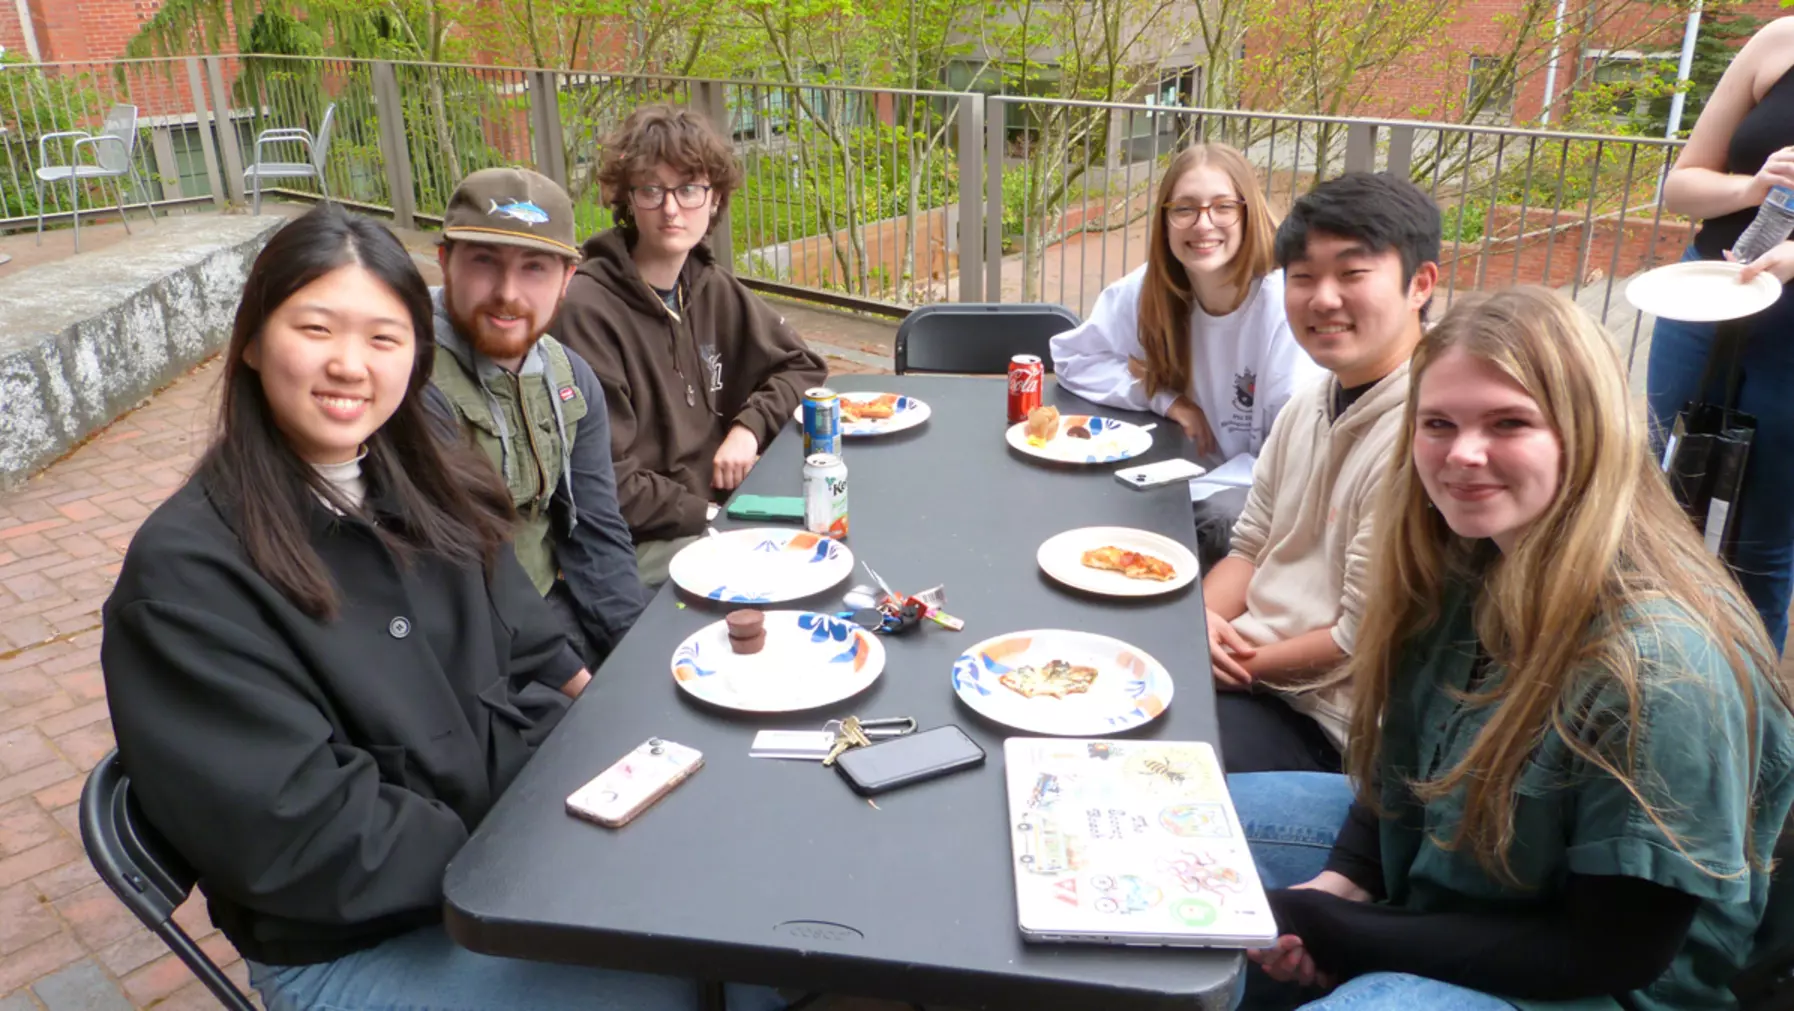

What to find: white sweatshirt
left=1050, top=266, right=1322, bottom=465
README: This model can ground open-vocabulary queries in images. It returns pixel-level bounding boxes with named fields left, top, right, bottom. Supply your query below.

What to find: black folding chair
left=893, top=302, right=1080, bottom=375
left=79, top=750, right=258, bottom=1011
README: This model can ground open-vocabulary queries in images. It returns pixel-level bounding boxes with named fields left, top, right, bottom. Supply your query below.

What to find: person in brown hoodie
left=555, top=105, right=827, bottom=586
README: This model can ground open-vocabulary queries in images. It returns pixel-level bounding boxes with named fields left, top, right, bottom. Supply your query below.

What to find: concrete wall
left=0, top=214, right=281, bottom=489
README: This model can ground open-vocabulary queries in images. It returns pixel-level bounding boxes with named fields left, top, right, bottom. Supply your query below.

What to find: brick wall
left=0, top=1, right=27, bottom=60
left=1243, top=0, right=1788, bottom=123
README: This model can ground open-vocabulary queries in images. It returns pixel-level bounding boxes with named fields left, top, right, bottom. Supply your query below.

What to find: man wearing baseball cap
left=425, top=167, right=645, bottom=668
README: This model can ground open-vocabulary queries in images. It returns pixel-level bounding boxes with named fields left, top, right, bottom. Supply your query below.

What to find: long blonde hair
left=1343, top=286, right=1787, bottom=883
left=1135, top=144, right=1276, bottom=400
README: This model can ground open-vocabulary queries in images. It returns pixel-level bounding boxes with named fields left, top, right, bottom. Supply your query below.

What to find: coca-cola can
left=1007, top=354, right=1044, bottom=424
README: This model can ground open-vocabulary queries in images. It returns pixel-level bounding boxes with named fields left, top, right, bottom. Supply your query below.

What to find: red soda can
left=1007, top=354, right=1044, bottom=424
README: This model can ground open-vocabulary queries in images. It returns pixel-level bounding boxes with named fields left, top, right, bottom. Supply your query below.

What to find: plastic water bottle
left=1730, top=184, right=1794, bottom=264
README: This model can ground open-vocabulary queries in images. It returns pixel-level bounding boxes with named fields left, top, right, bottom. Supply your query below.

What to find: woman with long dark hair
left=100, top=204, right=783, bottom=1011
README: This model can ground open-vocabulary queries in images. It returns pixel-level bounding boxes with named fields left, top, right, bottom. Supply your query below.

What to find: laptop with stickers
left=1004, top=737, right=1279, bottom=947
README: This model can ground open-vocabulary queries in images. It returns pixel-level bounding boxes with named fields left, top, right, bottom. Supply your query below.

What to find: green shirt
left=1380, top=583, right=1794, bottom=1011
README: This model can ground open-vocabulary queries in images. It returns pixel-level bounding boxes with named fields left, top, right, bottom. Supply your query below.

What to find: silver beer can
left=802, top=452, right=848, bottom=539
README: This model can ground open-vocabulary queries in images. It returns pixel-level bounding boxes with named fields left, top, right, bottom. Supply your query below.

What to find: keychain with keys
left=750, top=715, right=917, bottom=762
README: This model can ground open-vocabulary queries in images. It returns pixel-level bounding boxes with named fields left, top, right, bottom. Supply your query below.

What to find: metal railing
left=2, top=55, right=1690, bottom=353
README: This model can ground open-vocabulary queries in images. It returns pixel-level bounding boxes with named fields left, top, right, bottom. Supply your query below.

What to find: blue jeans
left=246, top=925, right=789, bottom=1011
left=1228, top=773, right=1516, bottom=1010
left=1647, top=247, right=1794, bottom=652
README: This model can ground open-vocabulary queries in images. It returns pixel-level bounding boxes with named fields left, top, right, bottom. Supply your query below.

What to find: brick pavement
left=0, top=304, right=897, bottom=1009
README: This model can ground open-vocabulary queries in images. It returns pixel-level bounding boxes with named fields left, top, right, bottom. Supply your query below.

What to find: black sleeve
left=489, top=542, right=585, bottom=691
left=420, top=383, right=465, bottom=446
left=104, top=594, right=468, bottom=924
left=552, top=351, right=648, bottom=655
left=1268, top=873, right=1700, bottom=999
left=1322, top=800, right=1386, bottom=900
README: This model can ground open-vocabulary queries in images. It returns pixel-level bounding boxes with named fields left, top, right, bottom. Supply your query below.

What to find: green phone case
left=726, top=494, right=806, bottom=522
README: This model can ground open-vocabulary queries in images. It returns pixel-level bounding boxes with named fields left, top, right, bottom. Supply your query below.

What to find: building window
left=1582, top=50, right=1676, bottom=127
left=1467, top=56, right=1515, bottom=122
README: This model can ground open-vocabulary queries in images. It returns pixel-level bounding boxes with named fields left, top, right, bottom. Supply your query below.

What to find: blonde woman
left=1227, top=287, right=1794, bottom=1010
left=1051, top=143, right=1321, bottom=565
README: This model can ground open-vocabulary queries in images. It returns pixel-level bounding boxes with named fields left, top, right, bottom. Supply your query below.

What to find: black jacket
left=101, top=478, right=583, bottom=966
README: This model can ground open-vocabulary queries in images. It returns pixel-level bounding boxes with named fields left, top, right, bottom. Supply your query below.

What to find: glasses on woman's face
left=630, top=183, right=713, bottom=211
left=1164, top=199, right=1244, bottom=229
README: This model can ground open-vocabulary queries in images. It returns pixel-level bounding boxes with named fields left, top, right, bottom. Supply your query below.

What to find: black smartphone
left=834, top=725, right=986, bottom=796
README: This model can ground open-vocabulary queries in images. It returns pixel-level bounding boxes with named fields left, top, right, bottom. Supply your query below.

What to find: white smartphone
left=1114, top=458, right=1207, bottom=489
left=566, top=738, right=704, bottom=828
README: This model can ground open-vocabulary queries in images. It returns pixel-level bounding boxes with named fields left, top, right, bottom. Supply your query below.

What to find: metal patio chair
left=34, top=103, right=158, bottom=252
left=244, top=102, right=337, bottom=214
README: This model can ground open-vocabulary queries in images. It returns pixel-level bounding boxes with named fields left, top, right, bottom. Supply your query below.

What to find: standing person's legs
left=1217, top=692, right=1343, bottom=774
left=249, top=924, right=789, bottom=1011
left=1647, top=297, right=1794, bottom=652
left=1193, top=486, right=1252, bottom=572
left=636, top=535, right=703, bottom=589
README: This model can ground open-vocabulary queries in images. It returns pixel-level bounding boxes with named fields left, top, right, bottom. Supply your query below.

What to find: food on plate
left=1000, top=659, right=1100, bottom=699
left=1025, top=405, right=1061, bottom=445
left=1066, top=424, right=1091, bottom=439
left=1081, top=546, right=1177, bottom=582
left=841, top=394, right=900, bottom=422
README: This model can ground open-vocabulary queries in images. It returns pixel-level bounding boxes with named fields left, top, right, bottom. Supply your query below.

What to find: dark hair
left=597, top=104, right=743, bottom=242
left=1274, top=172, right=1443, bottom=286
left=198, top=203, right=515, bottom=619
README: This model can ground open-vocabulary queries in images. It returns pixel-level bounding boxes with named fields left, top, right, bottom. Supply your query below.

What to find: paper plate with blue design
left=951, top=629, right=1173, bottom=736
left=671, top=611, right=886, bottom=712
left=1005, top=414, right=1153, bottom=465
left=791, top=392, right=933, bottom=437
left=668, top=528, right=855, bottom=604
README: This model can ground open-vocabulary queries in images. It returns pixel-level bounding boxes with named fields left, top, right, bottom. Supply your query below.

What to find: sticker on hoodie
left=700, top=343, right=724, bottom=393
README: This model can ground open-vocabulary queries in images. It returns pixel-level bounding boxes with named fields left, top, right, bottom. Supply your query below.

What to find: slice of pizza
left=1081, top=546, right=1176, bottom=581
left=843, top=394, right=899, bottom=422
left=1121, top=552, right=1176, bottom=581
left=1000, top=660, right=1100, bottom=699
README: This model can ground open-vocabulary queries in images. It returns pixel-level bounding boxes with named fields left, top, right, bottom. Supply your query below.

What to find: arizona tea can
left=803, top=452, right=849, bottom=539
left=802, top=387, right=842, bottom=457
left=1007, top=354, right=1044, bottom=425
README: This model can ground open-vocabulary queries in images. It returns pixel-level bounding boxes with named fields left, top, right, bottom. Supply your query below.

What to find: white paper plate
left=671, top=610, right=885, bottom=712
left=951, top=629, right=1174, bottom=736
left=667, top=528, right=854, bottom=603
left=792, top=393, right=932, bottom=437
left=1037, top=526, right=1199, bottom=597
left=1624, top=260, right=1783, bottom=323
left=1005, top=414, right=1153, bottom=465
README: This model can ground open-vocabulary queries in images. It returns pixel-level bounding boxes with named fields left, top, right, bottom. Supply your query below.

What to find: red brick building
left=1240, top=0, right=1789, bottom=125
left=1, top=0, right=164, bottom=64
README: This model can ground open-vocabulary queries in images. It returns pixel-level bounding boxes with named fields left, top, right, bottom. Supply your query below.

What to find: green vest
left=431, top=338, right=588, bottom=594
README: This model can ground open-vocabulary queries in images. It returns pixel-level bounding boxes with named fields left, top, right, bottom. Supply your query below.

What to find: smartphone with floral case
left=566, top=738, right=704, bottom=828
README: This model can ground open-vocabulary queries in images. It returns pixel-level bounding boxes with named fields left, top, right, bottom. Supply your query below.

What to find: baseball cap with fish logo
left=442, top=167, right=578, bottom=258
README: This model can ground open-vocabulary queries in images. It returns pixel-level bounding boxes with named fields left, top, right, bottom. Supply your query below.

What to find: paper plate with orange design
left=671, top=611, right=885, bottom=712
left=667, top=528, right=855, bottom=603
left=950, top=629, right=1173, bottom=735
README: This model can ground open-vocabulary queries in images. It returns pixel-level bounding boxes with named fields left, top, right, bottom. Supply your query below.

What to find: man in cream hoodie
left=1203, top=173, right=1442, bottom=774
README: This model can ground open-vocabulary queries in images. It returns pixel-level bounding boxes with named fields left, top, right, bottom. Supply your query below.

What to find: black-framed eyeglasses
left=630, top=183, right=713, bottom=210
left=1164, top=199, right=1244, bottom=228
